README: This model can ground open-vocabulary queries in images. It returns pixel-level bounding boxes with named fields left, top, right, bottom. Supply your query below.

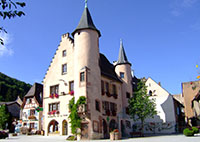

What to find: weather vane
left=85, top=0, right=88, bottom=8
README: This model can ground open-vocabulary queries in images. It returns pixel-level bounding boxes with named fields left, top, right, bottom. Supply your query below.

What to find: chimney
left=158, top=82, right=161, bottom=86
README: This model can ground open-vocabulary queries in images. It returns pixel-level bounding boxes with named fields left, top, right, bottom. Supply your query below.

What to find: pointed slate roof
left=99, top=53, right=122, bottom=83
left=72, top=7, right=101, bottom=37
left=116, top=40, right=131, bottom=66
left=23, top=82, right=43, bottom=107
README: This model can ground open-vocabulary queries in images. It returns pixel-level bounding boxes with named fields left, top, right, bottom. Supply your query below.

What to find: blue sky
left=0, top=0, right=200, bottom=95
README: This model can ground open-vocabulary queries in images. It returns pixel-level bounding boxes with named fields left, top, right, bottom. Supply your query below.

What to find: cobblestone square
left=1, top=134, right=200, bottom=142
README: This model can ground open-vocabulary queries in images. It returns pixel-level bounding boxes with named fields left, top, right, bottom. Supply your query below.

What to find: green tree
left=128, top=79, right=157, bottom=134
left=0, top=0, right=25, bottom=45
left=0, top=72, right=31, bottom=102
left=69, top=96, right=86, bottom=136
left=0, top=104, right=10, bottom=129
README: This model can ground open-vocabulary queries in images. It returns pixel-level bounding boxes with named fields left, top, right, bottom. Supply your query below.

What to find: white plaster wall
left=143, top=78, right=176, bottom=133
left=43, top=33, right=74, bottom=136
left=22, top=98, right=41, bottom=130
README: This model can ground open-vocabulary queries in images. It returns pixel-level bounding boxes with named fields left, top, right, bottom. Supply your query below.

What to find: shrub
left=66, top=135, right=76, bottom=141
left=183, top=128, right=194, bottom=136
left=192, top=127, right=199, bottom=134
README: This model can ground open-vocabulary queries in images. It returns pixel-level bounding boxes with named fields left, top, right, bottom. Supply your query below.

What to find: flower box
left=48, top=110, right=59, bottom=115
left=28, top=115, right=36, bottom=120
left=54, top=93, right=59, bottom=98
left=49, top=94, right=54, bottom=98
left=110, top=129, right=120, bottom=140
left=49, top=93, right=59, bottom=98
left=69, top=90, right=74, bottom=95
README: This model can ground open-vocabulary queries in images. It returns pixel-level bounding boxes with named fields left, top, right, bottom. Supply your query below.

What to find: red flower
left=52, top=110, right=57, bottom=114
left=69, top=90, right=74, bottom=95
left=49, top=94, right=54, bottom=98
left=113, top=129, right=119, bottom=132
left=55, top=93, right=59, bottom=98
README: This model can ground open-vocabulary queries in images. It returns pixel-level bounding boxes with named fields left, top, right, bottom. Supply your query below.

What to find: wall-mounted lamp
left=59, top=79, right=68, bottom=86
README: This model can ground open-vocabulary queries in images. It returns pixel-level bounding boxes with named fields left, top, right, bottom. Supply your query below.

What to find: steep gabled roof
left=0, top=101, right=20, bottom=118
left=99, top=53, right=121, bottom=82
left=72, top=7, right=101, bottom=37
left=116, top=40, right=131, bottom=66
left=24, top=83, right=43, bottom=106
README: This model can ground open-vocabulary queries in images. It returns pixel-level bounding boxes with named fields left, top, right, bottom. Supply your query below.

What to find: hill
left=0, top=72, right=32, bottom=102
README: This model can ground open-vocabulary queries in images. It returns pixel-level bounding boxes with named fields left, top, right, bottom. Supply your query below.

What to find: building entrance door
left=62, top=120, right=68, bottom=135
left=103, top=119, right=109, bottom=139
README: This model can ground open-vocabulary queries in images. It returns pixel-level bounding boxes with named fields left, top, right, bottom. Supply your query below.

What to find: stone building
left=42, top=3, right=134, bottom=139
left=182, top=80, right=200, bottom=126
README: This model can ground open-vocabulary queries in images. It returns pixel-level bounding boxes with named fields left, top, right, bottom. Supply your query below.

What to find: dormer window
left=120, top=72, right=124, bottom=78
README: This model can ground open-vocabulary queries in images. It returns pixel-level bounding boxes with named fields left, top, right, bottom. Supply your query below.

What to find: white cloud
left=170, top=0, right=199, bottom=16
left=0, top=32, right=14, bottom=57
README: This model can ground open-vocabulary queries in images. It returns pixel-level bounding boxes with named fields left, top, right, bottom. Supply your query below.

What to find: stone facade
left=42, top=6, right=133, bottom=139
left=182, top=80, right=200, bottom=124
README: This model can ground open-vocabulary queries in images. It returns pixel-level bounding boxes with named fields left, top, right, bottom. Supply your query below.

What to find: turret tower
left=72, top=1, right=101, bottom=139
left=115, top=40, right=132, bottom=121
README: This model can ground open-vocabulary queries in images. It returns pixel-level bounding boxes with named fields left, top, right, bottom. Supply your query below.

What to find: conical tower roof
left=72, top=5, right=101, bottom=37
left=116, top=40, right=131, bottom=66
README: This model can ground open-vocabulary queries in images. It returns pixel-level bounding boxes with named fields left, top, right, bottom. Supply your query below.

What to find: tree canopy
left=0, top=104, right=10, bottom=129
left=0, top=0, right=25, bottom=45
left=128, top=79, right=157, bottom=133
left=0, top=72, right=31, bottom=102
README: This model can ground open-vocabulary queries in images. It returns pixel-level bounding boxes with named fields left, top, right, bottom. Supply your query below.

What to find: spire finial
left=120, top=38, right=123, bottom=47
left=85, top=0, right=88, bottom=8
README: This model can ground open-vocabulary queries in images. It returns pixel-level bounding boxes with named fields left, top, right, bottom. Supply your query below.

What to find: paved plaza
left=0, top=134, right=200, bottom=142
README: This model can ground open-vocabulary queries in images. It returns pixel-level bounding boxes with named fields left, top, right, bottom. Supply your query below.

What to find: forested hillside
left=0, top=72, right=32, bottom=102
